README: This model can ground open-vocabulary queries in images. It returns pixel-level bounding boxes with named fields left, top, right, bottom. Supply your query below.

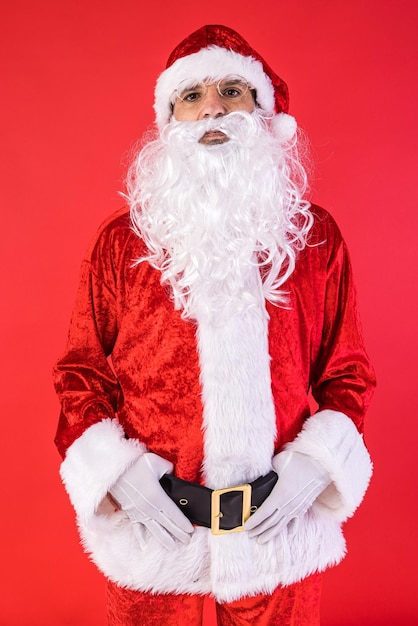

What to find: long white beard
left=127, top=110, right=312, bottom=320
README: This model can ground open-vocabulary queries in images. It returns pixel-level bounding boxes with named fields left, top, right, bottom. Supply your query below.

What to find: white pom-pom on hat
left=270, top=113, right=297, bottom=143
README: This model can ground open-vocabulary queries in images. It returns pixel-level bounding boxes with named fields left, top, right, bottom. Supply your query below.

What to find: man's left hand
left=245, top=450, right=331, bottom=543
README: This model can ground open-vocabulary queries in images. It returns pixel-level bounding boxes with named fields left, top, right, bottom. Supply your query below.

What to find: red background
left=1, top=0, right=417, bottom=624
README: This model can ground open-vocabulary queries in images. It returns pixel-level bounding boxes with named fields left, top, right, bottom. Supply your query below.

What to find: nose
left=199, top=85, right=227, bottom=119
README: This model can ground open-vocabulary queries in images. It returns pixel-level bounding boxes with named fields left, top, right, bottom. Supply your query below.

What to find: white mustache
left=168, top=110, right=261, bottom=144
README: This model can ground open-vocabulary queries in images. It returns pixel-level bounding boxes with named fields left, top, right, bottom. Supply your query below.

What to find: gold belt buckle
left=211, top=484, right=252, bottom=535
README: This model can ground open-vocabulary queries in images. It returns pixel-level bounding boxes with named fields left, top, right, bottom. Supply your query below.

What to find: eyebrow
left=220, top=79, right=245, bottom=85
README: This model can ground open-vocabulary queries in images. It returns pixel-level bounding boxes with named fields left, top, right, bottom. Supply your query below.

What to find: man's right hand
left=109, top=452, right=194, bottom=549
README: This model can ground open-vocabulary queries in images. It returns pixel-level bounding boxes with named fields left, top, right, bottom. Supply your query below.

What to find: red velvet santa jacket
left=54, top=205, right=375, bottom=602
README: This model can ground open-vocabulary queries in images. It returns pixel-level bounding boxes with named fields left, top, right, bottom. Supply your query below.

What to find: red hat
left=154, top=25, right=293, bottom=136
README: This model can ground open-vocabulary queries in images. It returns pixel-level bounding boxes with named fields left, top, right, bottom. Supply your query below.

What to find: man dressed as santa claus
left=54, top=24, right=376, bottom=626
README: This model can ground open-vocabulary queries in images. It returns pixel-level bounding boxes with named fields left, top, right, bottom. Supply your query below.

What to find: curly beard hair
left=126, top=109, right=313, bottom=320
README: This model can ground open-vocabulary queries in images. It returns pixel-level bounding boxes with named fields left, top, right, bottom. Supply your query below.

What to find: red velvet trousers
left=106, top=574, right=321, bottom=625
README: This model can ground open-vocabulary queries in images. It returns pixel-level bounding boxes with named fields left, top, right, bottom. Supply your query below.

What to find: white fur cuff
left=60, top=419, right=147, bottom=521
left=285, top=410, right=373, bottom=521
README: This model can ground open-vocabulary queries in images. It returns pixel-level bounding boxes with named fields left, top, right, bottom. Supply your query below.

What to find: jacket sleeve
left=310, top=213, right=376, bottom=433
left=53, top=215, right=148, bottom=520
left=53, top=253, right=122, bottom=458
left=285, top=212, right=375, bottom=522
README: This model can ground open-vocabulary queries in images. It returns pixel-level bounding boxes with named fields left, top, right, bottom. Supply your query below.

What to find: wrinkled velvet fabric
left=53, top=204, right=375, bottom=620
left=106, top=582, right=205, bottom=626
left=54, top=204, right=375, bottom=469
left=215, top=573, right=321, bottom=626
left=106, top=574, right=321, bottom=626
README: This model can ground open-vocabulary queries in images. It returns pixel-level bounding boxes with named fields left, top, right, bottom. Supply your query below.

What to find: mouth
left=199, top=130, right=230, bottom=145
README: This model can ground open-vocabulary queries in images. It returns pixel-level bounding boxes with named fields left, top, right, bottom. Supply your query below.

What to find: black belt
left=160, top=471, right=278, bottom=535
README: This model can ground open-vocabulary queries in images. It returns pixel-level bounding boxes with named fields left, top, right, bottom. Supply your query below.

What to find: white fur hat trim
left=154, top=46, right=276, bottom=129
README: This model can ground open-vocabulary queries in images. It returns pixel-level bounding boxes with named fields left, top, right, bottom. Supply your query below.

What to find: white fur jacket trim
left=60, top=403, right=372, bottom=601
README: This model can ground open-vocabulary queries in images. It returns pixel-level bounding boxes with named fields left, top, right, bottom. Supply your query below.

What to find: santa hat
left=154, top=24, right=297, bottom=142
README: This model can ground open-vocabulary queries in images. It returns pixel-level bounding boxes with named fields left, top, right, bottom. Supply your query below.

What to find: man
left=54, top=24, right=375, bottom=626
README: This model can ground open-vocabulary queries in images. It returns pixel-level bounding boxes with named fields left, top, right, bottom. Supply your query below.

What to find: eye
left=223, top=87, right=241, bottom=98
left=219, top=80, right=249, bottom=100
left=176, top=83, right=206, bottom=103
left=182, top=90, right=202, bottom=102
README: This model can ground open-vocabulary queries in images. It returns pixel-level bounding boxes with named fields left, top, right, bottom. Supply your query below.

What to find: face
left=172, top=76, right=255, bottom=145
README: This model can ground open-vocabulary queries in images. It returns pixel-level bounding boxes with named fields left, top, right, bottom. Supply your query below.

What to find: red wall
left=1, top=0, right=417, bottom=623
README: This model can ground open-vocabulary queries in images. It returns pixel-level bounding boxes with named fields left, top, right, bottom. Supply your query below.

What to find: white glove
left=245, top=450, right=331, bottom=543
left=109, top=452, right=194, bottom=550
